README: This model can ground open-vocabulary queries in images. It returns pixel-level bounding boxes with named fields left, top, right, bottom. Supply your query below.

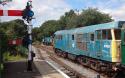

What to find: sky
left=0, top=0, right=125, bottom=27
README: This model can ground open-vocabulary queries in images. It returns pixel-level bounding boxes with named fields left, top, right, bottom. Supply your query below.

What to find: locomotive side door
left=67, top=34, right=71, bottom=50
left=95, top=30, right=102, bottom=58
left=121, top=29, right=125, bottom=65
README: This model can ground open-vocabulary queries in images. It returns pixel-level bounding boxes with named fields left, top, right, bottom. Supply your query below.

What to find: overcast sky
left=0, top=0, right=125, bottom=27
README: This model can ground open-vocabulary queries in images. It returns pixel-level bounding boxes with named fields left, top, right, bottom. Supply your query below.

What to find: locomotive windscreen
left=114, top=29, right=121, bottom=40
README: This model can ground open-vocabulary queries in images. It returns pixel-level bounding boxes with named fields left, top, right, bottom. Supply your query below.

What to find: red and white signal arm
left=0, top=10, right=23, bottom=16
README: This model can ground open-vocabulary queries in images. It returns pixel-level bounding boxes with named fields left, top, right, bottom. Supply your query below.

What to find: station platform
left=4, top=60, right=64, bottom=78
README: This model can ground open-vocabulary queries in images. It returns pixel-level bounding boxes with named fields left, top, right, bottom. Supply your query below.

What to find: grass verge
left=3, top=52, right=27, bottom=62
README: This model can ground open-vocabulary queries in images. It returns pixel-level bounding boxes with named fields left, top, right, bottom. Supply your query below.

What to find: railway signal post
left=22, top=0, right=34, bottom=71
left=27, top=20, right=33, bottom=71
left=0, top=0, right=34, bottom=73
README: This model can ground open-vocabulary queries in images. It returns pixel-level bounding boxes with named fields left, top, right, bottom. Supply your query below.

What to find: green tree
left=0, top=19, right=27, bottom=53
left=0, top=19, right=27, bottom=39
left=78, top=8, right=113, bottom=26
left=39, top=20, right=61, bottom=38
left=32, top=27, right=40, bottom=41
left=33, top=8, right=113, bottom=42
left=59, top=9, right=78, bottom=29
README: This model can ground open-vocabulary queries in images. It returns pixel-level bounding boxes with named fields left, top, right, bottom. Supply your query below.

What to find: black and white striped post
left=22, top=0, right=34, bottom=71
left=27, top=20, right=33, bottom=71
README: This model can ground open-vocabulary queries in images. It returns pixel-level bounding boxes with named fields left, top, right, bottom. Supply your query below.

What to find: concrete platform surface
left=34, top=60, right=64, bottom=78
left=4, top=61, right=64, bottom=78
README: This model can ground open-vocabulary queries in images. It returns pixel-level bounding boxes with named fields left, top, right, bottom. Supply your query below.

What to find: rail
left=35, top=45, right=87, bottom=78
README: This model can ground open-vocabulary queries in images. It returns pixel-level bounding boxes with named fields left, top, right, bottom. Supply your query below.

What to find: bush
left=3, top=45, right=28, bottom=62
left=3, top=52, right=27, bottom=61
left=16, top=45, right=28, bottom=57
left=0, top=63, right=3, bottom=71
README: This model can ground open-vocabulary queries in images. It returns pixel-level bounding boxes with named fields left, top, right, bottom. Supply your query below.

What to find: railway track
left=42, top=45, right=125, bottom=78
left=34, top=44, right=108, bottom=78
left=49, top=52, right=85, bottom=78
left=35, top=46, right=85, bottom=78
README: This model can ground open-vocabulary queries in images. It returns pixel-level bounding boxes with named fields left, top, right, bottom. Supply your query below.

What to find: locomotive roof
left=55, top=21, right=125, bottom=35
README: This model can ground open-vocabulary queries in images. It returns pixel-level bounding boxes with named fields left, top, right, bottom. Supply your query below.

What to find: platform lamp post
left=22, top=0, right=34, bottom=71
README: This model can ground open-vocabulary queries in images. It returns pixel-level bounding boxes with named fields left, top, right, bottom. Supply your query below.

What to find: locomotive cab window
left=72, top=35, right=74, bottom=40
left=107, top=29, right=112, bottom=40
left=102, top=30, right=107, bottom=39
left=97, top=29, right=112, bottom=40
left=114, top=29, right=121, bottom=40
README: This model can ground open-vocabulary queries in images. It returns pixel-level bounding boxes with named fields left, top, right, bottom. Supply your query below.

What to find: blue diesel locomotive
left=53, top=21, right=125, bottom=73
left=42, top=37, right=52, bottom=45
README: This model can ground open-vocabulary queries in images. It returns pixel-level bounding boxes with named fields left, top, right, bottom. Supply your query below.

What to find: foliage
left=0, top=19, right=27, bottom=39
left=0, top=19, right=27, bottom=54
left=0, top=19, right=28, bottom=77
left=59, top=9, right=78, bottom=29
left=0, top=19, right=28, bottom=62
left=3, top=45, right=28, bottom=62
left=33, top=8, right=113, bottom=41
left=33, top=20, right=62, bottom=41
left=78, top=8, right=113, bottom=26
left=16, top=45, right=28, bottom=57
left=32, top=27, right=41, bottom=41
left=3, top=52, right=26, bottom=61
left=0, top=64, right=3, bottom=71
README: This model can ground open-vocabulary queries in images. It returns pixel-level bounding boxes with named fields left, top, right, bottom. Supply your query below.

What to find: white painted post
left=27, top=20, right=33, bottom=71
